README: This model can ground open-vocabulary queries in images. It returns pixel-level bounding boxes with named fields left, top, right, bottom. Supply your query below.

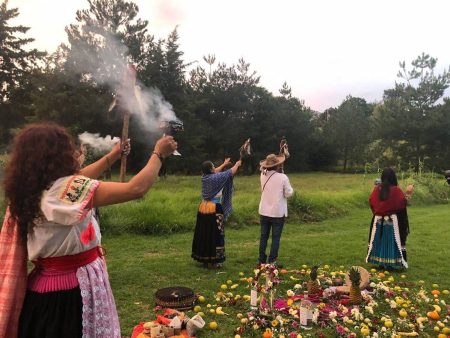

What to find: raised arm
left=92, top=136, right=176, bottom=207
left=79, top=140, right=130, bottom=179
left=283, top=176, right=294, bottom=198
left=231, top=160, right=242, bottom=175
left=405, top=184, right=414, bottom=200
left=214, top=158, right=231, bottom=173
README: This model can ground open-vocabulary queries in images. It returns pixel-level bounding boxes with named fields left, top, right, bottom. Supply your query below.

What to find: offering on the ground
left=155, top=286, right=196, bottom=311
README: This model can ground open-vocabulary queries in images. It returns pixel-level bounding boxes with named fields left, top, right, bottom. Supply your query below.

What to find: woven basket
left=155, top=286, right=196, bottom=310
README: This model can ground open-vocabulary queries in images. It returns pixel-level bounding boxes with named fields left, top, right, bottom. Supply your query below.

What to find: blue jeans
left=259, top=215, right=285, bottom=264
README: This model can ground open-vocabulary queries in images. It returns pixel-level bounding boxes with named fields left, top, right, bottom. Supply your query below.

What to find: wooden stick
left=119, top=111, right=130, bottom=182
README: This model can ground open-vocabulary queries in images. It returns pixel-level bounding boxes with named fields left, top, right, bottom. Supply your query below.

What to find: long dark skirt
left=18, top=286, right=82, bottom=338
left=191, top=203, right=225, bottom=264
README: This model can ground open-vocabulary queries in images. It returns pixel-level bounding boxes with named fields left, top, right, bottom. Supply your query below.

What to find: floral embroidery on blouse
left=59, top=176, right=92, bottom=204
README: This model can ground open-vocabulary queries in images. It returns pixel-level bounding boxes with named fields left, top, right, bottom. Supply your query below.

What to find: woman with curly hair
left=0, top=122, right=177, bottom=338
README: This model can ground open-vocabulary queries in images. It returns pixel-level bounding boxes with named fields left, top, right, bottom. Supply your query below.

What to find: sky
left=8, top=0, right=450, bottom=112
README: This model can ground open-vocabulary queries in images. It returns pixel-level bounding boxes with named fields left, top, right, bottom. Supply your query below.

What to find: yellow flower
left=287, top=299, right=294, bottom=306
left=271, top=319, right=279, bottom=327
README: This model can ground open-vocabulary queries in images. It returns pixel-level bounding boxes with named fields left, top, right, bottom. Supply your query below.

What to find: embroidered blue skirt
left=366, top=216, right=407, bottom=268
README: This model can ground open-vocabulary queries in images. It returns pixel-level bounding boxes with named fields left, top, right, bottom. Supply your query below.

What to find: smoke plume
left=69, top=29, right=179, bottom=135
left=78, top=132, right=120, bottom=154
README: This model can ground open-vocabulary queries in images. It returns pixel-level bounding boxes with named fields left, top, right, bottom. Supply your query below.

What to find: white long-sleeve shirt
left=258, top=170, right=294, bottom=217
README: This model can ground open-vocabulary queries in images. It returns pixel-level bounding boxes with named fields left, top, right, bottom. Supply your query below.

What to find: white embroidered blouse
left=27, top=175, right=101, bottom=260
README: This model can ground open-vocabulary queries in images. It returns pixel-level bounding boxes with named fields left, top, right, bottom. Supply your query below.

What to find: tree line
left=1, top=0, right=450, bottom=174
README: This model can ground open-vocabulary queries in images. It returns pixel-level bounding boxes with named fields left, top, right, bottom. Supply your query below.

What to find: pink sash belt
left=27, top=246, right=104, bottom=293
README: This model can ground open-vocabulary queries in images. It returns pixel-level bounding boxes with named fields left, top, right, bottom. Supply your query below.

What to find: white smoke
left=69, top=30, right=178, bottom=134
left=78, top=132, right=120, bottom=154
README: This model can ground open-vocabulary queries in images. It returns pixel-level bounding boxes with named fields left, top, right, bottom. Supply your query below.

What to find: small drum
left=155, top=286, right=196, bottom=310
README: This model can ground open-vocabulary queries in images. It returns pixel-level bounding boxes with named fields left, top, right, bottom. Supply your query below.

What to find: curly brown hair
left=3, top=123, right=80, bottom=241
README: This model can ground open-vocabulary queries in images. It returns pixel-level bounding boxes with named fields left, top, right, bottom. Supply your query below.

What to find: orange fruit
left=427, top=311, right=440, bottom=320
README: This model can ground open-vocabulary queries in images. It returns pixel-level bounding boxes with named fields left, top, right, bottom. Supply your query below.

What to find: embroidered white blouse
left=27, top=175, right=101, bottom=260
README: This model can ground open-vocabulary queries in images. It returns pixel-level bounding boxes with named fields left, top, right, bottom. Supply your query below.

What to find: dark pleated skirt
left=191, top=203, right=225, bottom=264
left=18, top=286, right=82, bottom=338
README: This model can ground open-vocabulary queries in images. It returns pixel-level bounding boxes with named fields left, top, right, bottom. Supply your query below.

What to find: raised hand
left=154, top=135, right=178, bottom=159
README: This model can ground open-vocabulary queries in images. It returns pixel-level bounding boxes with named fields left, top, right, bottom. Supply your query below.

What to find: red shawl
left=369, top=185, right=407, bottom=215
left=0, top=209, right=27, bottom=338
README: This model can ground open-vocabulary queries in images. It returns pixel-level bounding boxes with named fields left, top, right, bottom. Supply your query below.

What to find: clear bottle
left=250, top=284, right=258, bottom=310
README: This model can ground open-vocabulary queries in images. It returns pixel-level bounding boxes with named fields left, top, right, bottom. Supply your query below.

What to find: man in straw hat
left=258, top=153, right=294, bottom=267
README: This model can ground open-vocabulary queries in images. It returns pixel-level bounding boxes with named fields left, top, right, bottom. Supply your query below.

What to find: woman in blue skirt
left=366, top=168, right=413, bottom=269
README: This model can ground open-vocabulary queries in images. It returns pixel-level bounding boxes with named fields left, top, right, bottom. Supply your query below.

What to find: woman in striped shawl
left=191, top=158, right=241, bottom=268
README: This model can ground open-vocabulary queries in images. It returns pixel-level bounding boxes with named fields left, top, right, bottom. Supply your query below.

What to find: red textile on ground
left=131, top=323, right=144, bottom=338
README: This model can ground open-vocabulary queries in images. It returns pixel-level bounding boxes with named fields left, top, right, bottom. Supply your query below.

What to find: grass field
left=1, top=172, right=449, bottom=336
left=100, top=172, right=449, bottom=235
left=96, top=173, right=449, bottom=337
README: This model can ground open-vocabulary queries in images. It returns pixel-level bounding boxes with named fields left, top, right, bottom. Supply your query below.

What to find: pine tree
left=0, top=1, right=45, bottom=144
left=0, top=0, right=45, bottom=101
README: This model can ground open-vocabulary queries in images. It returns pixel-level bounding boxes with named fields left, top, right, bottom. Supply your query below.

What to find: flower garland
left=252, top=264, right=281, bottom=293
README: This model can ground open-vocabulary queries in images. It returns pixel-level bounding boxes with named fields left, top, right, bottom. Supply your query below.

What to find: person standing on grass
left=258, top=154, right=294, bottom=267
left=191, top=158, right=241, bottom=269
left=0, top=122, right=177, bottom=338
left=366, top=167, right=414, bottom=269
left=445, top=170, right=450, bottom=185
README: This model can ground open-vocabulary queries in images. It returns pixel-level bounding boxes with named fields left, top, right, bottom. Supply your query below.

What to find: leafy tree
left=0, top=1, right=44, bottom=101
left=279, top=81, right=292, bottom=99
left=64, top=0, right=149, bottom=79
left=373, top=53, right=450, bottom=169
left=0, top=1, right=45, bottom=144
left=323, top=96, right=373, bottom=171
left=188, top=57, right=316, bottom=172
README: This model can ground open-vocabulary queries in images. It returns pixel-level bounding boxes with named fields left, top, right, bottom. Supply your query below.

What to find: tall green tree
left=373, top=53, right=450, bottom=169
left=0, top=0, right=44, bottom=101
left=0, top=0, right=45, bottom=144
left=323, top=96, right=373, bottom=171
left=64, top=0, right=150, bottom=85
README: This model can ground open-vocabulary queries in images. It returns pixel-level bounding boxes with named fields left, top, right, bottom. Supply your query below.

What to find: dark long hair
left=379, top=167, right=398, bottom=201
left=201, top=161, right=214, bottom=175
left=3, top=123, right=80, bottom=241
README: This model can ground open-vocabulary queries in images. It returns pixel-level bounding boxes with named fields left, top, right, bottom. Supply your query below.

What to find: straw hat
left=259, top=154, right=285, bottom=169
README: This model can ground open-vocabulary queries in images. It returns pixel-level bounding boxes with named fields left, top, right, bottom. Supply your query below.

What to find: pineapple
left=349, top=266, right=363, bottom=305
left=306, top=265, right=321, bottom=295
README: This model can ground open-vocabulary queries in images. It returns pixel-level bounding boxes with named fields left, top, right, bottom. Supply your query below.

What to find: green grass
left=101, top=172, right=449, bottom=235
left=104, top=204, right=450, bottom=337
left=1, top=172, right=449, bottom=336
